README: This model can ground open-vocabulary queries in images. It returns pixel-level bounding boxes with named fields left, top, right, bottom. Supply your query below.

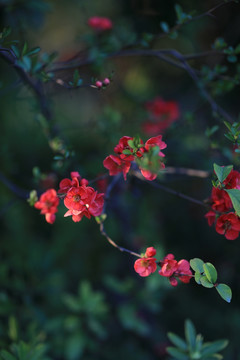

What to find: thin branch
left=165, top=167, right=210, bottom=178
left=0, top=171, right=29, bottom=199
left=99, top=222, right=141, bottom=257
left=0, top=46, right=52, bottom=121
left=132, top=170, right=208, bottom=209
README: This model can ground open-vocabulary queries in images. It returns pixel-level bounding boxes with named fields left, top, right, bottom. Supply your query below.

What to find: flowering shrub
left=1, top=1, right=240, bottom=358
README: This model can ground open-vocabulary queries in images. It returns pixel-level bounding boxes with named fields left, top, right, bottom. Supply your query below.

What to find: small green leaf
left=216, top=284, right=232, bottom=303
left=166, top=347, right=188, bottom=360
left=122, top=149, right=132, bottom=155
left=201, top=339, right=229, bottom=357
left=21, top=41, right=28, bottom=56
left=203, top=263, right=217, bottom=284
left=167, top=332, right=188, bottom=351
left=190, top=258, right=204, bottom=273
left=194, top=271, right=201, bottom=284
left=225, top=189, right=240, bottom=216
left=213, top=163, right=233, bottom=183
left=160, top=21, right=169, bottom=33
left=200, top=276, right=214, bottom=288
left=128, top=140, right=135, bottom=149
left=185, top=319, right=196, bottom=352
left=26, top=47, right=41, bottom=56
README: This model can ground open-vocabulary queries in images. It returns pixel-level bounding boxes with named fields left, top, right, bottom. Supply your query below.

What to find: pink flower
left=216, top=212, right=240, bottom=240
left=88, top=16, right=113, bottom=31
left=34, top=189, right=59, bottom=224
left=134, top=257, right=157, bottom=277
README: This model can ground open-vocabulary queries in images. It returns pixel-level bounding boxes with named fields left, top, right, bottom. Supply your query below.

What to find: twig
left=99, top=222, right=141, bottom=258
left=165, top=167, right=210, bottom=178
left=0, top=171, right=29, bottom=199
left=132, top=170, right=208, bottom=209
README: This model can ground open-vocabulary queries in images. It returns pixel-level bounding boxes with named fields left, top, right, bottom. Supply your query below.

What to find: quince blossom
left=34, top=189, right=59, bottom=224
left=103, top=135, right=166, bottom=181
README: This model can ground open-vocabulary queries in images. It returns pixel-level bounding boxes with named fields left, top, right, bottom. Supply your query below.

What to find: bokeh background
left=0, top=0, right=240, bottom=359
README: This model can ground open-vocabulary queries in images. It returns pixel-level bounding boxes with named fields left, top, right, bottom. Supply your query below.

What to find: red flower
left=216, top=212, right=240, bottom=240
left=103, top=155, right=131, bottom=180
left=176, top=259, right=192, bottom=284
left=134, top=257, right=157, bottom=277
left=159, top=254, right=192, bottom=286
left=144, top=135, right=167, bottom=158
left=64, top=186, right=104, bottom=222
left=142, top=98, right=179, bottom=135
left=223, top=170, right=240, bottom=189
left=205, top=210, right=216, bottom=226
left=88, top=16, right=112, bottom=31
left=58, top=171, right=88, bottom=194
left=34, top=189, right=59, bottom=224
left=145, top=247, right=156, bottom=257
left=159, top=259, right=178, bottom=277
left=211, top=187, right=232, bottom=212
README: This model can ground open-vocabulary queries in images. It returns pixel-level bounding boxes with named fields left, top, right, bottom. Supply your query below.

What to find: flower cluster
left=59, top=172, right=104, bottom=222
left=205, top=169, right=240, bottom=240
left=87, top=16, right=113, bottom=31
left=34, top=189, right=59, bottom=224
left=159, top=254, right=192, bottom=287
left=134, top=248, right=192, bottom=286
left=103, top=135, right=167, bottom=181
left=142, top=97, right=179, bottom=135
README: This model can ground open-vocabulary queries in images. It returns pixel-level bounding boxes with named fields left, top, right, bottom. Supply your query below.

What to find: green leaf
left=203, top=263, right=217, bottom=284
left=213, top=163, right=233, bottom=183
left=166, top=347, right=188, bottom=360
left=225, top=189, right=240, bottom=216
left=190, top=258, right=204, bottom=273
left=26, top=47, right=41, bottom=56
left=167, top=332, right=188, bottom=351
left=200, top=276, right=214, bottom=288
left=201, top=339, right=229, bottom=357
left=21, top=41, right=28, bottom=56
left=194, top=271, right=201, bottom=284
left=160, top=21, right=169, bottom=33
left=185, top=319, right=196, bottom=352
left=216, top=284, right=232, bottom=303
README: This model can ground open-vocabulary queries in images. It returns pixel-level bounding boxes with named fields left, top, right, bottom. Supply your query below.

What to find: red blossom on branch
left=216, top=212, right=240, bottom=240
left=134, top=247, right=157, bottom=277
left=58, top=173, right=104, bottom=222
left=103, top=135, right=167, bottom=181
left=159, top=254, right=192, bottom=287
left=34, top=189, right=59, bottom=224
